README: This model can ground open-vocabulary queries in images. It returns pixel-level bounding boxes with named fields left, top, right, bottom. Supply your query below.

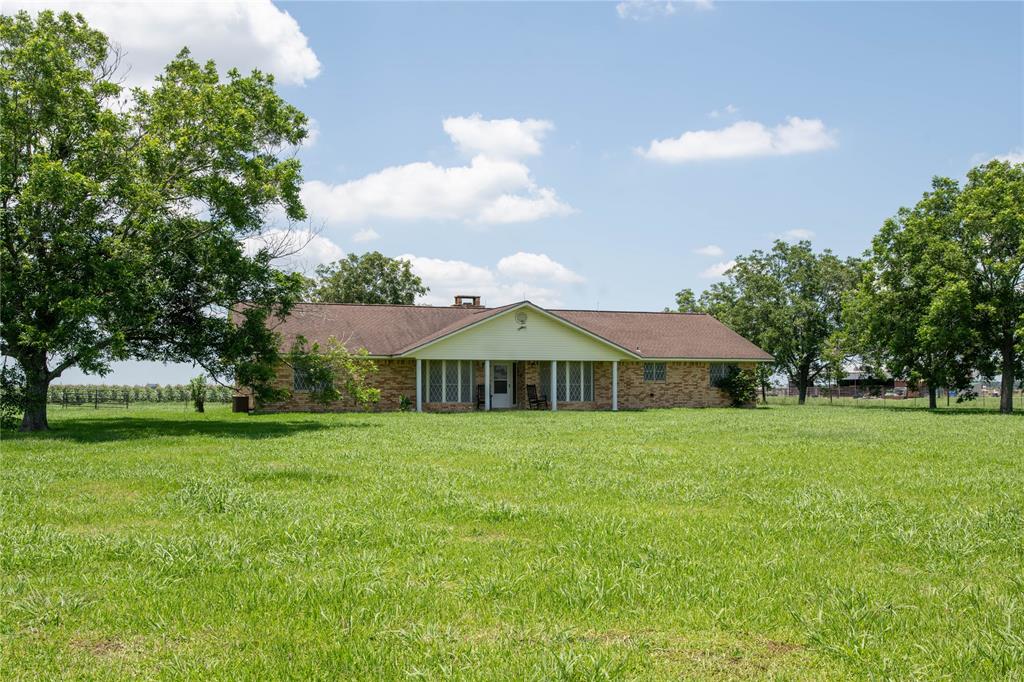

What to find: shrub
left=0, top=362, right=25, bottom=429
left=713, top=366, right=758, bottom=407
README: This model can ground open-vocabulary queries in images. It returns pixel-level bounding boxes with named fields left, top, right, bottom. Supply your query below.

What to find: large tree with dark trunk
left=956, top=161, right=1023, bottom=414
left=1, top=11, right=308, bottom=430
left=693, top=240, right=861, bottom=404
left=844, top=177, right=978, bottom=409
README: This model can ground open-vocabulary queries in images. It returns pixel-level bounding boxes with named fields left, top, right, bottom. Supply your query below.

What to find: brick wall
left=617, top=361, right=755, bottom=409
left=244, top=358, right=756, bottom=412
left=256, top=358, right=418, bottom=413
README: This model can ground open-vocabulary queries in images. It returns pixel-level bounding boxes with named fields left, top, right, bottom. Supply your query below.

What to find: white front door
left=491, top=362, right=511, bottom=408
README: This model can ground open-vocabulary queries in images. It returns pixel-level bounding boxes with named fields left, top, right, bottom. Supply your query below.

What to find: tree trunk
left=761, top=383, right=767, bottom=404
left=19, top=356, right=51, bottom=432
left=928, top=386, right=937, bottom=410
left=796, top=364, right=810, bottom=405
left=1000, top=337, right=1015, bottom=414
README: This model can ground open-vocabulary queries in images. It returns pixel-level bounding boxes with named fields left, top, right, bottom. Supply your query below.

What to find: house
left=239, top=296, right=773, bottom=412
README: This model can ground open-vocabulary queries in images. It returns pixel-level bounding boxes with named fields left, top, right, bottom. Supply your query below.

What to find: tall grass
left=2, top=404, right=1021, bottom=679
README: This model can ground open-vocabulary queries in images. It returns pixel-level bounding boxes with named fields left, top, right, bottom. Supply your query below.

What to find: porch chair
left=526, top=384, right=548, bottom=410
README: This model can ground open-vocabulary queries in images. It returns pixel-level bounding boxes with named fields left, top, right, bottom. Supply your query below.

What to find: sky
left=14, top=0, right=1022, bottom=385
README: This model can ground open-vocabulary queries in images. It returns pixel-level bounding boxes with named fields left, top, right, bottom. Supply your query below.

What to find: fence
left=764, top=389, right=1022, bottom=411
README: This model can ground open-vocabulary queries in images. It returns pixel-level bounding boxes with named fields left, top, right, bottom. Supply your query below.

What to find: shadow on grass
left=4, top=415, right=377, bottom=443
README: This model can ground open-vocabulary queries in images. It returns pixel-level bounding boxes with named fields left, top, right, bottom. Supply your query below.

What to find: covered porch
left=413, top=359, right=621, bottom=412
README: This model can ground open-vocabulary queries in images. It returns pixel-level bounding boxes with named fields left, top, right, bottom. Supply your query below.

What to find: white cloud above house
left=638, top=117, right=837, bottom=163
left=694, top=244, right=725, bottom=257
left=616, top=1, right=675, bottom=20
left=992, top=149, right=1024, bottom=164
left=352, top=228, right=381, bottom=243
left=782, top=228, right=815, bottom=240
left=699, top=260, right=736, bottom=278
left=301, top=117, right=574, bottom=225
left=10, top=1, right=321, bottom=87
left=708, top=104, right=738, bottom=119
left=496, top=252, right=585, bottom=284
left=399, top=252, right=582, bottom=307
left=442, top=114, right=553, bottom=159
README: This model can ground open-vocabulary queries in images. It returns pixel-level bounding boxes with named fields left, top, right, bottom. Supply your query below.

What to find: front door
left=491, top=362, right=511, bottom=408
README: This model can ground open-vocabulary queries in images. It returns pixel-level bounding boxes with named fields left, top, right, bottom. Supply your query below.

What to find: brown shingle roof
left=550, top=309, right=773, bottom=361
left=247, top=301, right=772, bottom=361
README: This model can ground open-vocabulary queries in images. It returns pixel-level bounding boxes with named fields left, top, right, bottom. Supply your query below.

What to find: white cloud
left=694, top=244, right=724, bottom=257
left=242, top=228, right=344, bottom=272
left=708, top=104, right=738, bottom=119
left=783, top=228, right=815, bottom=240
left=11, top=1, right=321, bottom=87
left=638, top=117, right=837, bottom=163
left=700, top=260, right=736, bottom=278
left=993, top=149, right=1024, bottom=164
left=399, top=253, right=581, bottom=308
left=301, top=117, right=574, bottom=225
left=301, top=118, right=320, bottom=149
left=616, top=0, right=711, bottom=18
left=497, top=252, right=585, bottom=284
left=616, top=1, right=677, bottom=20
left=443, top=114, right=553, bottom=159
left=352, top=228, right=380, bottom=243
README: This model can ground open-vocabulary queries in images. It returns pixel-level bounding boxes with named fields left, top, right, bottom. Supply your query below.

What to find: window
left=293, top=367, right=330, bottom=392
left=539, top=362, right=593, bottom=402
left=422, top=360, right=474, bottom=403
left=643, top=362, right=667, bottom=382
left=709, top=363, right=736, bottom=387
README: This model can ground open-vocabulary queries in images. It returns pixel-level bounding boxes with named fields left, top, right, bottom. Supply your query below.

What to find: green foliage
left=0, top=361, right=25, bottom=428
left=695, top=240, right=862, bottom=403
left=712, top=365, right=758, bottom=407
left=846, top=161, right=1023, bottom=412
left=189, top=375, right=208, bottom=413
left=398, top=394, right=414, bottom=412
left=307, top=252, right=428, bottom=304
left=0, top=10, right=309, bottom=429
left=844, top=177, right=977, bottom=406
left=3, top=405, right=1023, bottom=678
left=285, top=336, right=380, bottom=408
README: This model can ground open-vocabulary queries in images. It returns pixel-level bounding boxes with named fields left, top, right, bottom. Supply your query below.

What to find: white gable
left=408, top=305, right=632, bottom=361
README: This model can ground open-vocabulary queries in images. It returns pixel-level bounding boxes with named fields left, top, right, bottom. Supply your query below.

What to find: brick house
left=240, top=296, right=773, bottom=412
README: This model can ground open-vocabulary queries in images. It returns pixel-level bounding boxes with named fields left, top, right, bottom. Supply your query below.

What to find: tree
left=844, top=177, right=977, bottom=409
left=696, top=240, right=861, bottom=404
left=308, top=252, right=428, bottom=304
left=286, top=336, right=380, bottom=409
left=189, top=375, right=207, bottom=413
left=1, top=11, right=308, bottom=430
left=956, top=161, right=1023, bottom=414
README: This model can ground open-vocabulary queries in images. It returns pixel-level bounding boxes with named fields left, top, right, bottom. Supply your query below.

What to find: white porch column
left=415, top=358, right=423, bottom=413
left=484, top=360, right=491, bottom=411
left=550, top=360, right=558, bottom=412
left=612, top=360, right=618, bottom=411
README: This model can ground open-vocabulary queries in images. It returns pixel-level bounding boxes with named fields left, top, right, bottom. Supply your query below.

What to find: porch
left=414, top=359, right=620, bottom=412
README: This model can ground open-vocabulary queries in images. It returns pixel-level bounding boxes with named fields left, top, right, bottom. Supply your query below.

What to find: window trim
left=540, top=361, right=594, bottom=402
left=643, top=362, right=667, bottom=383
left=422, top=360, right=474, bottom=404
left=709, top=362, right=737, bottom=388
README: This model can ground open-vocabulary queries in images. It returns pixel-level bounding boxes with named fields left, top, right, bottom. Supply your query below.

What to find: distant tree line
left=47, top=383, right=234, bottom=404
left=675, top=160, right=1023, bottom=414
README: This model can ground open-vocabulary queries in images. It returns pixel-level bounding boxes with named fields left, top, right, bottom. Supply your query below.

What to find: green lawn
left=2, top=405, right=1022, bottom=680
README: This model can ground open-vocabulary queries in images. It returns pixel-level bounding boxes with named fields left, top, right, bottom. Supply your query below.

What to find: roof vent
left=453, top=295, right=482, bottom=308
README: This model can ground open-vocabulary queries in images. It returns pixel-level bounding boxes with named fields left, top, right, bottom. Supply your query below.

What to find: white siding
left=412, top=307, right=630, bottom=361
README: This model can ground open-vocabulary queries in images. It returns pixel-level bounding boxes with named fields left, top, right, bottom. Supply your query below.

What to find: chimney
left=453, top=294, right=482, bottom=308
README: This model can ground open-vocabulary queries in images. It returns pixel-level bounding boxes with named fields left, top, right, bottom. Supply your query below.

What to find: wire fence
left=763, top=390, right=1022, bottom=411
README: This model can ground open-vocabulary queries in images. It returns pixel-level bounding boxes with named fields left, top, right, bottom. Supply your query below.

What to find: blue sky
left=42, top=0, right=1021, bottom=384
